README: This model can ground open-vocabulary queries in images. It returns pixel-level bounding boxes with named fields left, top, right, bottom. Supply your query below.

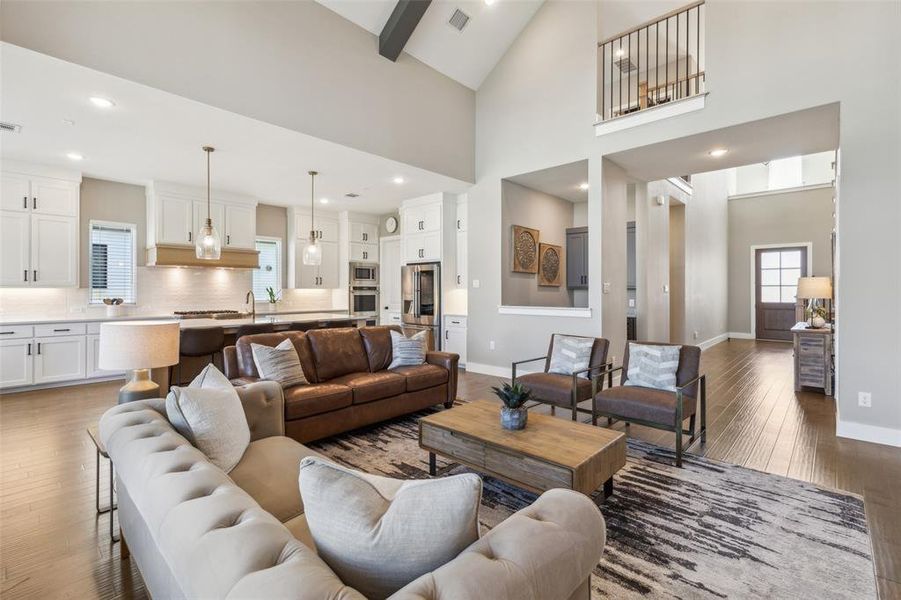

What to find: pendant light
left=196, top=146, right=222, bottom=260
left=302, top=170, right=322, bottom=266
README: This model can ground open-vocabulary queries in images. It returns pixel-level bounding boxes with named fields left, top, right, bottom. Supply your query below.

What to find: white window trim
left=88, top=219, right=137, bottom=305
left=253, top=235, right=282, bottom=303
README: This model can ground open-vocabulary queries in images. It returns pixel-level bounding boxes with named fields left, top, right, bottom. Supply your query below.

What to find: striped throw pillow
left=250, top=339, right=309, bottom=388
left=388, top=330, right=428, bottom=369
left=548, top=335, right=595, bottom=378
left=624, top=343, right=681, bottom=391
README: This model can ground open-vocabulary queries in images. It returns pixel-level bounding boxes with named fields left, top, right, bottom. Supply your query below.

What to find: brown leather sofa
left=223, top=326, right=458, bottom=443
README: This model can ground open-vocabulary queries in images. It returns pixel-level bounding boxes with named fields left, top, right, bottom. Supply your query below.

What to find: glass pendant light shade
left=302, top=238, right=321, bottom=266
left=196, top=218, right=222, bottom=260
left=302, top=170, right=321, bottom=266
left=196, top=146, right=222, bottom=260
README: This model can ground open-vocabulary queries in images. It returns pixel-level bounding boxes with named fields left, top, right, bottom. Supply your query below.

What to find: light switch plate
left=602, top=282, right=611, bottom=294
left=628, top=299, right=635, bottom=307
left=858, top=391, right=872, bottom=407
left=663, top=284, right=670, bottom=293
left=472, top=279, right=480, bottom=288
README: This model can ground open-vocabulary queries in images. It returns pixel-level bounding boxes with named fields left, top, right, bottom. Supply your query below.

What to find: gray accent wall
left=79, top=177, right=146, bottom=287
left=256, top=204, right=288, bottom=286
left=501, top=180, right=574, bottom=307
left=0, top=0, right=475, bottom=182
left=727, top=186, right=834, bottom=335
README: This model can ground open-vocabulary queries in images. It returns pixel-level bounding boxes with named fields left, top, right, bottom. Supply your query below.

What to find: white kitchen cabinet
left=30, top=214, right=78, bottom=287
left=0, top=339, right=34, bottom=388
left=1, top=173, right=30, bottom=212
left=193, top=200, right=226, bottom=243
left=350, top=242, right=378, bottom=262
left=404, top=231, right=441, bottom=263
left=31, top=177, right=79, bottom=216
left=0, top=211, right=31, bottom=286
left=443, top=316, right=467, bottom=367
left=383, top=311, right=402, bottom=327
left=296, top=214, right=339, bottom=243
left=456, top=202, right=467, bottom=232
left=350, top=222, right=379, bottom=244
left=33, top=336, right=86, bottom=384
left=294, top=240, right=339, bottom=289
left=380, top=237, right=402, bottom=322
left=455, top=230, right=467, bottom=288
left=1, top=167, right=80, bottom=288
left=225, top=204, right=256, bottom=249
left=404, top=203, right=441, bottom=234
left=157, top=194, right=194, bottom=245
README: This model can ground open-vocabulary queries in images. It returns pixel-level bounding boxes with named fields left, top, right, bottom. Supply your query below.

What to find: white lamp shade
left=99, top=321, right=180, bottom=370
left=796, top=276, right=832, bottom=299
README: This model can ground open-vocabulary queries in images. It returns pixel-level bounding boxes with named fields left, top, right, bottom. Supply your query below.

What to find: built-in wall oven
left=350, top=262, right=378, bottom=287
left=349, top=287, right=379, bottom=322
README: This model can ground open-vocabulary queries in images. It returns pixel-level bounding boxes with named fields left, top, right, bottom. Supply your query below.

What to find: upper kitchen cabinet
left=566, top=226, right=588, bottom=290
left=349, top=221, right=379, bottom=244
left=296, top=213, right=339, bottom=243
left=0, top=163, right=80, bottom=288
left=399, top=193, right=456, bottom=265
left=287, top=207, right=341, bottom=289
left=455, top=200, right=467, bottom=232
left=146, top=181, right=258, bottom=251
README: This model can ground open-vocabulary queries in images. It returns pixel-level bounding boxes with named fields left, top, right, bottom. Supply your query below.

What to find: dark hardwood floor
left=1, top=339, right=898, bottom=599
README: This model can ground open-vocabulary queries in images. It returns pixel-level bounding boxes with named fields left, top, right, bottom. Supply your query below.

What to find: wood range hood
left=147, top=244, right=259, bottom=268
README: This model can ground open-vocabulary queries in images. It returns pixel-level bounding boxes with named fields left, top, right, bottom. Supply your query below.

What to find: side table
left=87, top=425, right=118, bottom=543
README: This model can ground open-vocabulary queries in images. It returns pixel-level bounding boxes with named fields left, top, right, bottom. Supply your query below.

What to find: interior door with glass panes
left=755, top=246, right=807, bottom=340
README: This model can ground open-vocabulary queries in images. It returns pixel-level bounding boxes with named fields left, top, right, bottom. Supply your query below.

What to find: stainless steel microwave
left=350, top=262, right=378, bottom=286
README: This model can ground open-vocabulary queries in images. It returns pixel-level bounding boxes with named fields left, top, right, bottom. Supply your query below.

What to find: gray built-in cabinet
left=566, top=227, right=588, bottom=289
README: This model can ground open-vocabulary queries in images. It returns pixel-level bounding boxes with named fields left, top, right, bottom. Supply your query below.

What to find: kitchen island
left=178, top=312, right=368, bottom=332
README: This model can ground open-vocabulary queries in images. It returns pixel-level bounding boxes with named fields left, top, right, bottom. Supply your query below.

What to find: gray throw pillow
left=298, top=456, right=482, bottom=600
left=250, top=339, right=308, bottom=388
left=165, top=364, right=250, bottom=473
left=548, top=334, right=595, bottom=378
left=388, top=329, right=428, bottom=369
left=624, top=343, right=682, bottom=391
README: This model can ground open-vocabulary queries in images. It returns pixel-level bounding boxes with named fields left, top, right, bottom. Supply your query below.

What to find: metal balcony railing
left=598, top=1, right=705, bottom=122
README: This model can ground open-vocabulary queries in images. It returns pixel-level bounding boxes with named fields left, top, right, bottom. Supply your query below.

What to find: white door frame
left=749, top=242, right=813, bottom=339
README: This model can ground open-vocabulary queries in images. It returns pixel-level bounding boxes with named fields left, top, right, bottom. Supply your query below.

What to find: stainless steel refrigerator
left=401, top=262, right=441, bottom=350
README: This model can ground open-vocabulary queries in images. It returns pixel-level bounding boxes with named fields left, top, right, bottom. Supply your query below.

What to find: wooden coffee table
left=419, top=401, right=627, bottom=498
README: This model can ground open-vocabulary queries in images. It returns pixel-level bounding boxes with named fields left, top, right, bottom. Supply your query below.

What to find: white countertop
left=179, top=312, right=364, bottom=330
left=0, top=308, right=354, bottom=327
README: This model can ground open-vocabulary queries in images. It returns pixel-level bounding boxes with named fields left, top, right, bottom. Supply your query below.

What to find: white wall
left=595, top=0, right=901, bottom=444
left=0, top=0, right=475, bottom=182
left=467, top=0, right=600, bottom=374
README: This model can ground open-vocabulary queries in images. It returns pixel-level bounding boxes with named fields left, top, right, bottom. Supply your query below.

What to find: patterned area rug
left=308, top=408, right=877, bottom=599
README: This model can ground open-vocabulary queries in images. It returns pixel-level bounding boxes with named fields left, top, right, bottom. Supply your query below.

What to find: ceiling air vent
left=614, top=57, right=637, bottom=74
left=0, top=121, right=22, bottom=134
left=448, top=8, right=470, bottom=32
left=345, top=192, right=359, bottom=198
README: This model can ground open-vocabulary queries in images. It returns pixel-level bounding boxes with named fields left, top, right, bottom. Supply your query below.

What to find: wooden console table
left=791, top=324, right=833, bottom=395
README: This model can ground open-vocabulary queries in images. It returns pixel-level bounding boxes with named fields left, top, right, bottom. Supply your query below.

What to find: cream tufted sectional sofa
left=100, top=382, right=607, bottom=599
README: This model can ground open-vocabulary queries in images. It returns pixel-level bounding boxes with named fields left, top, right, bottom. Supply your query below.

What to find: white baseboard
left=837, top=418, right=901, bottom=447
left=727, top=332, right=755, bottom=340
left=466, top=362, right=541, bottom=379
left=698, top=333, right=729, bottom=351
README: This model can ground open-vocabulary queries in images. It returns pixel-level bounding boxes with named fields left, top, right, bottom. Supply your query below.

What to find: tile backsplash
left=0, top=267, right=344, bottom=320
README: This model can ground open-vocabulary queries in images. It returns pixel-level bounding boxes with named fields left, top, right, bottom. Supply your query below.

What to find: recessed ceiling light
left=615, top=49, right=626, bottom=58
left=708, top=148, right=728, bottom=157
left=393, top=176, right=405, bottom=184
left=579, top=182, right=589, bottom=191
left=89, top=96, right=115, bottom=109
left=66, top=152, right=84, bottom=161
left=484, top=0, right=496, bottom=5
left=319, top=198, right=329, bottom=204
left=62, top=118, right=75, bottom=126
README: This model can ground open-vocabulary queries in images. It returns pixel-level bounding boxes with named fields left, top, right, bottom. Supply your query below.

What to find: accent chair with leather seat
left=511, top=334, right=610, bottom=421
left=592, top=342, right=706, bottom=467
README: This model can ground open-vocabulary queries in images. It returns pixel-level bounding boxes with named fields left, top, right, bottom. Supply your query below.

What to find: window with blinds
left=253, top=237, right=282, bottom=300
left=89, top=221, right=137, bottom=304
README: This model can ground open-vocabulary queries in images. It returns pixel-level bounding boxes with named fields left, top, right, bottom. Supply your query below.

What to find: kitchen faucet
left=245, top=290, right=255, bottom=320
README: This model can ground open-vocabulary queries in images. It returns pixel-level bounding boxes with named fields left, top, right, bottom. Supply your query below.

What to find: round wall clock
left=385, top=216, right=398, bottom=233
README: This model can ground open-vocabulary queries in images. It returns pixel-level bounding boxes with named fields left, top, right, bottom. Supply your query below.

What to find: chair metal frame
left=590, top=364, right=707, bottom=467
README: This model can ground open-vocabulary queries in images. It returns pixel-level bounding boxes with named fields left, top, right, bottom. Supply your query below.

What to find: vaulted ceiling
left=316, top=0, right=544, bottom=90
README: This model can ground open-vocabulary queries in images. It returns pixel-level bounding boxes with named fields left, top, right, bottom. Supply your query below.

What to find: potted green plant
left=265, top=286, right=280, bottom=313
left=492, top=381, right=532, bottom=430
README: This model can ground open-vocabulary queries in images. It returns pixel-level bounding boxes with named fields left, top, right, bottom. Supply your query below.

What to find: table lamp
left=99, top=321, right=180, bottom=404
left=797, top=277, right=832, bottom=328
